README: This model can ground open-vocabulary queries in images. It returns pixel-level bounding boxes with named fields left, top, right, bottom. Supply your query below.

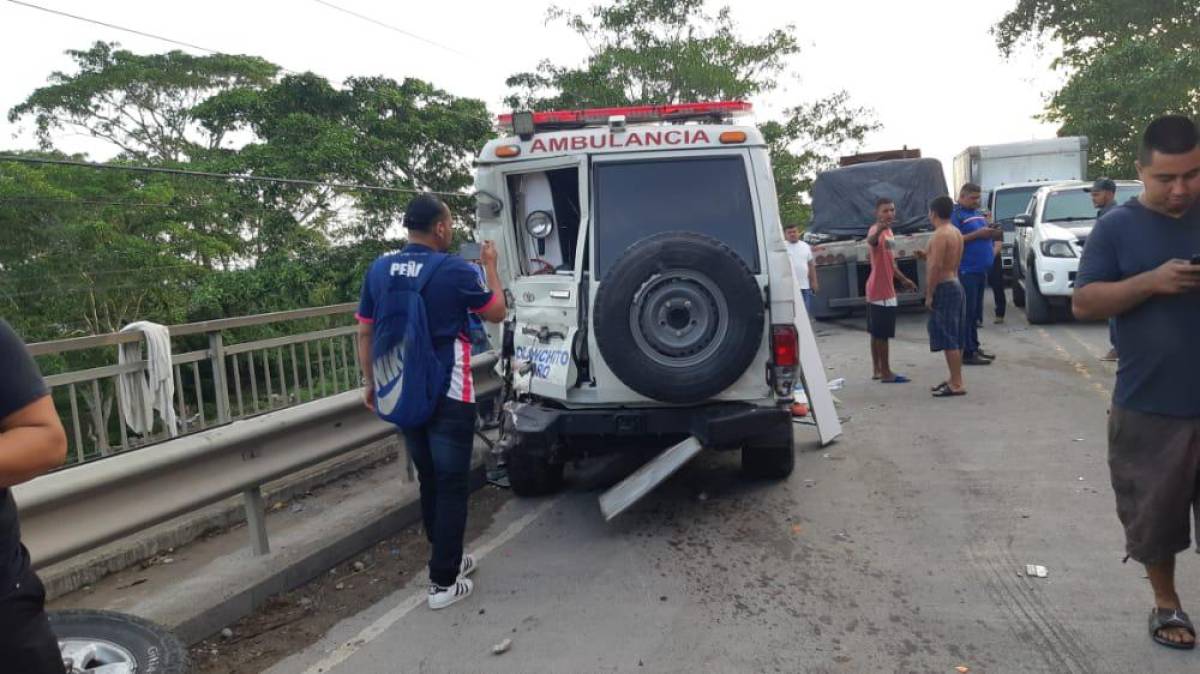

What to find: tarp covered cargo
left=808, top=158, right=949, bottom=239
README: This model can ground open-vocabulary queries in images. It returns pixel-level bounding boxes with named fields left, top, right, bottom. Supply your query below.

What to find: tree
left=994, top=0, right=1200, bottom=177
left=505, top=0, right=875, bottom=228
left=762, top=94, right=879, bottom=227
left=9, top=42, right=279, bottom=162
left=194, top=73, right=492, bottom=243
left=505, top=0, right=798, bottom=110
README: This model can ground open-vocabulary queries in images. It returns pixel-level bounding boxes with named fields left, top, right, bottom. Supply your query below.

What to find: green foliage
left=762, top=94, right=880, bottom=227
left=0, top=151, right=209, bottom=341
left=5, top=42, right=492, bottom=345
left=8, top=42, right=279, bottom=161
left=994, top=0, right=1200, bottom=177
left=505, top=0, right=798, bottom=110
left=505, top=0, right=874, bottom=229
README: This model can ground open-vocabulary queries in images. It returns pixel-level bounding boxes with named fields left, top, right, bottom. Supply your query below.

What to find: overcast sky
left=0, top=0, right=1064, bottom=178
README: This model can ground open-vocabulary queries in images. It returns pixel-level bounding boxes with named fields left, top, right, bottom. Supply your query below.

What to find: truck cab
left=1011, top=180, right=1143, bottom=323
left=987, top=181, right=1066, bottom=281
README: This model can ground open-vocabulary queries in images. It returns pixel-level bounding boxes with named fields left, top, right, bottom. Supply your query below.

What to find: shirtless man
left=923, top=195, right=967, bottom=396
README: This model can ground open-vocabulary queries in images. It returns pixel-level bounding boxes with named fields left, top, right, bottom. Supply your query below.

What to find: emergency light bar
left=498, top=101, right=752, bottom=132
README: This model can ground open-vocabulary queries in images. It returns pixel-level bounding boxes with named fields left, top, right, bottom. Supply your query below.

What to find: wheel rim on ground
left=59, top=638, right=137, bottom=674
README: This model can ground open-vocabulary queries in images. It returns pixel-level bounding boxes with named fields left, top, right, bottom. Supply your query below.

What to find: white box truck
left=951, top=137, right=1089, bottom=281
left=952, top=137, right=1089, bottom=195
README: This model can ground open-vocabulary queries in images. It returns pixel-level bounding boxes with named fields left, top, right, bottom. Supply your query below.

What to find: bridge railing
left=19, top=304, right=501, bottom=566
left=27, top=303, right=367, bottom=465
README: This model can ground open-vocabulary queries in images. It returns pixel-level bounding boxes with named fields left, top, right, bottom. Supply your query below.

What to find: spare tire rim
left=59, top=638, right=137, bottom=674
left=630, top=269, right=728, bottom=368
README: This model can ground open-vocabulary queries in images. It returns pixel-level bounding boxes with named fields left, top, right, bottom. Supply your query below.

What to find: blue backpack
left=370, top=252, right=448, bottom=429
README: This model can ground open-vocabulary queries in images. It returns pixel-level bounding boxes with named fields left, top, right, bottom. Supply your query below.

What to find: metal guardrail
left=28, top=304, right=364, bottom=465
left=15, top=351, right=500, bottom=568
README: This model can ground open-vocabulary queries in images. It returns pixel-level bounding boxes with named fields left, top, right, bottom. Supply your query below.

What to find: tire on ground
left=1024, top=261, right=1053, bottom=325
left=50, top=609, right=189, bottom=674
left=593, top=232, right=765, bottom=404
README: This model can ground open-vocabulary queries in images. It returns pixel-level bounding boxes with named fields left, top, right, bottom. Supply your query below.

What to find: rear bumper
left=506, top=401, right=791, bottom=450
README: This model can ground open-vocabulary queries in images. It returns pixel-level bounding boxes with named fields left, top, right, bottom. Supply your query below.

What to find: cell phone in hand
left=1191, top=254, right=1200, bottom=265
left=458, top=242, right=482, bottom=261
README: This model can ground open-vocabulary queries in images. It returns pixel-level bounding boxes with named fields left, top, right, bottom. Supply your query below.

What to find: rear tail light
left=772, top=325, right=798, bottom=366
left=770, top=324, right=799, bottom=398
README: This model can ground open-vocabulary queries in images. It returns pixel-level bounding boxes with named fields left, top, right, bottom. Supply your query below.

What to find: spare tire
left=51, top=609, right=189, bottom=674
left=593, top=231, right=764, bottom=403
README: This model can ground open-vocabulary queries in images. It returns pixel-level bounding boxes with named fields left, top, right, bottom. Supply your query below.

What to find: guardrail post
left=242, top=486, right=270, bottom=555
left=209, top=331, right=232, bottom=424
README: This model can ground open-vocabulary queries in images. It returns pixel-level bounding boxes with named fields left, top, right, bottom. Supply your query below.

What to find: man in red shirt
left=865, top=198, right=917, bottom=383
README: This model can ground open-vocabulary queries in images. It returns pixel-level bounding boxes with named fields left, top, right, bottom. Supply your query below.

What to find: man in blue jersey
left=356, top=194, right=507, bottom=610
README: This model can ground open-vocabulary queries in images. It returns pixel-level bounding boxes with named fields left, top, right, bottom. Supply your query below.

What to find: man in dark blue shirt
left=356, top=194, right=507, bottom=610
left=0, top=320, right=68, bottom=672
left=1090, top=177, right=1121, bottom=361
left=952, top=183, right=1001, bottom=365
left=1075, top=115, right=1200, bottom=650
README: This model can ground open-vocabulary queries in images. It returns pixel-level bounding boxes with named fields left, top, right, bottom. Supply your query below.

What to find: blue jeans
left=801, top=289, right=815, bottom=318
left=402, top=397, right=476, bottom=587
left=960, top=272, right=986, bottom=356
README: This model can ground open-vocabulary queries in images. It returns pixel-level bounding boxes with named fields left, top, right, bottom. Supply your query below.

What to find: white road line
left=302, top=498, right=558, bottom=674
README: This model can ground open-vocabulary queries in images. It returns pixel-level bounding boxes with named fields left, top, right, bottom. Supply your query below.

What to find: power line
left=0, top=156, right=472, bottom=199
left=6, top=0, right=307, bottom=76
left=10, top=262, right=206, bottom=278
left=0, top=195, right=374, bottom=214
left=8, top=0, right=222, bottom=55
left=311, top=0, right=467, bottom=57
left=0, top=281, right=178, bottom=300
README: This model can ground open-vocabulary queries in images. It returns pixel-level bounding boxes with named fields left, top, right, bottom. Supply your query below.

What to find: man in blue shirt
left=356, top=194, right=507, bottom=610
left=1074, top=115, right=1200, bottom=650
left=1089, top=177, right=1121, bottom=362
left=952, top=183, right=1001, bottom=365
left=0, top=320, right=68, bottom=673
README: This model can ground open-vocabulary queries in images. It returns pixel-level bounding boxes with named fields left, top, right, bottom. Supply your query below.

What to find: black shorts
left=1108, top=406, right=1200, bottom=564
left=867, top=303, right=897, bottom=339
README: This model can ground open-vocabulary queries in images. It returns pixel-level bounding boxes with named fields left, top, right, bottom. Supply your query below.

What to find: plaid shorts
left=928, top=279, right=965, bottom=352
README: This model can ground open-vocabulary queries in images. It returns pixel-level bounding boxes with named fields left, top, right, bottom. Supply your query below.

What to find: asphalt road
left=267, top=304, right=1200, bottom=674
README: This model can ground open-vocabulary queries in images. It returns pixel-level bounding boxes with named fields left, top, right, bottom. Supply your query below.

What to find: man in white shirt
left=784, top=224, right=819, bottom=318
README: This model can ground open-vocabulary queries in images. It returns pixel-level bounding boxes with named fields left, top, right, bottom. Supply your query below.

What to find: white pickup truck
left=1011, top=180, right=1143, bottom=323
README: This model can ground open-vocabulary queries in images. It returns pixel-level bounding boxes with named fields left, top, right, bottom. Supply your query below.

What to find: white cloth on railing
left=117, top=321, right=178, bottom=438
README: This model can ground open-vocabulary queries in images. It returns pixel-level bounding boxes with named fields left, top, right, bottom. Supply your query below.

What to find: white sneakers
left=459, top=553, right=477, bottom=578
left=428, top=578, right=473, bottom=610
left=427, top=553, right=479, bottom=610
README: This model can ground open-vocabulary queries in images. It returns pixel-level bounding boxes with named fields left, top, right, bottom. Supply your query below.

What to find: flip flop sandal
left=931, top=382, right=950, bottom=393
left=931, top=386, right=966, bottom=397
left=1150, top=608, right=1196, bottom=650
left=881, top=375, right=911, bottom=383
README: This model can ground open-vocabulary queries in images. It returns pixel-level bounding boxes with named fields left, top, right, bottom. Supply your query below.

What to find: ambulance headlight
left=525, top=210, right=554, bottom=239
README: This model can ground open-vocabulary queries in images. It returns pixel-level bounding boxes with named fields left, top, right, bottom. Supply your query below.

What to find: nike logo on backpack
left=374, top=346, right=404, bottom=415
